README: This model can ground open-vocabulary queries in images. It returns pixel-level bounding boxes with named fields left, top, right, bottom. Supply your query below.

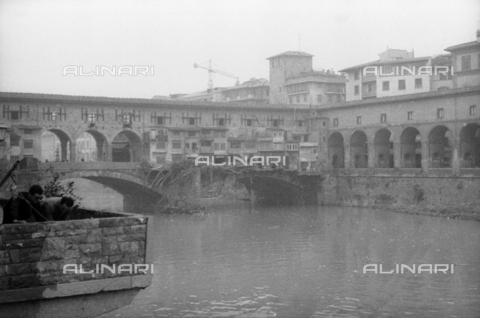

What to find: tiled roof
left=266, top=51, right=313, bottom=60
left=220, top=78, right=269, bottom=91
left=0, top=91, right=310, bottom=111
left=339, top=56, right=431, bottom=72
left=445, top=41, right=480, bottom=52
left=285, top=72, right=346, bottom=85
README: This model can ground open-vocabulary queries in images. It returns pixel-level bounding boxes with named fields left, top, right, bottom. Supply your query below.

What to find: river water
left=94, top=198, right=480, bottom=318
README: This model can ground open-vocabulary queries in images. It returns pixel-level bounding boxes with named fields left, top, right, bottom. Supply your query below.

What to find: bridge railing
left=38, top=161, right=141, bottom=171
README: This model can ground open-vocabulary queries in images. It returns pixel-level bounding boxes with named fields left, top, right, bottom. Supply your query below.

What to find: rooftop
left=285, top=71, right=346, bottom=85
left=339, top=56, right=431, bottom=72
left=266, top=51, right=313, bottom=60
left=0, top=91, right=310, bottom=111
left=220, top=78, right=269, bottom=91
left=445, top=40, right=480, bottom=52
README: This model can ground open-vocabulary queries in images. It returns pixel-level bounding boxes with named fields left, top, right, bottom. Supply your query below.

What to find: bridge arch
left=373, top=128, right=394, bottom=168
left=350, top=130, right=368, bottom=168
left=111, top=130, right=143, bottom=162
left=460, top=123, right=480, bottom=168
left=46, top=169, right=163, bottom=213
left=74, top=129, right=110, bottom=162
left=41, top=128, right=74, bottom=162
left=328, top=132, right=344, bottom=168
left=428, top=125, right=453, bottom=168
left=400, top=127, right=421, bottom=168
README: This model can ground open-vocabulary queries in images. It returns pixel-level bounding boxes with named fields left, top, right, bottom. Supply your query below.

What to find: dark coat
left=2, top=192, right=45, bottom=224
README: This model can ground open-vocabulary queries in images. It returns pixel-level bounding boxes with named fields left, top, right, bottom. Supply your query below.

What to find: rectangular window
left=408, top=111, right=413, bottom=121
left=188, top=118, right=195, bottom=125
left=220, top=143, right=226, bottom=150
left=23, top=140, right=33, bottom=149
left=461, top=55, right=471, bottom=71
left=230, top=141, right=241, bottom=149
left=10, top=111, right=19, bottom=120
left=188, top=131, right=196, bottom=136
left=470, top=105, right=476, bottom=116
left=398, top=80, right=406, bottom=90
left=380, top=114, right=387, bottom=123
left=354, top=86, right=359, bottom=95
left=172, top=141, right=182, bottom=149
left=156, top=117, right=164, bottom=125
left=437, top=108, right=444, bottom=119
left=415, top=78, right=423, bottom=89
left=382, top=81, right=389, bottom=91
left=88, top=114, right=96, bottom=123
left=297, top=120, right=304, bottom=127
left=157, top=141, right=166, bottom=149
left=218, top=118, right=225, bottom=126
left=357, top=116, right=362, bottom=125
left=354, top=71, right=359, bottom=80
left=317, top=95, right=322, bottom=103
left=303, top=95, right=308, bottom=102
left=173, top=131, right=181, bottom=136
left=333, top=118, right=338, bottom=127
left=123, top=113, right=132, bottom=124
left=245, top=141, right=256, bottom=148
left=24, top=129, right=33, bottom=135
left=272, top=119, right=280, bottom=127
left=296, top=95, right=300, bottom=103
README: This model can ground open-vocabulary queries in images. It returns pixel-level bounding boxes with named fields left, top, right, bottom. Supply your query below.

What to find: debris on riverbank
left=158, top=203, right=207, bottom=215
left=374, top=203, right=480, bottom=222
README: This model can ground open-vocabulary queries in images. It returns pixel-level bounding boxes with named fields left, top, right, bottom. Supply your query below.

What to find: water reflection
left=99, top=201, right=480, bottom=318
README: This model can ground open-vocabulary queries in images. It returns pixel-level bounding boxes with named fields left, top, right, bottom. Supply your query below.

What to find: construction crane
left=194, top=59, right=239, bottom=89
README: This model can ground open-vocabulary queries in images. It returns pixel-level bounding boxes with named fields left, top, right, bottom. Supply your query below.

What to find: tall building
left=284, top=70, right=346, bottom=106
left=339, top=49, right=453, bottom=101
left=445, top=28, right=480, bottom=88
left=267, top=51, right=313, bottom=104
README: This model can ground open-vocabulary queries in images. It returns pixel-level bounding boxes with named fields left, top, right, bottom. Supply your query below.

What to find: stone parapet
left=0, top=210, right=152, bottom=303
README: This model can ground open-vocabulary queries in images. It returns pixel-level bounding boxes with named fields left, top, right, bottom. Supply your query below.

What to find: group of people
left=1, top=185, right=77, bottom=224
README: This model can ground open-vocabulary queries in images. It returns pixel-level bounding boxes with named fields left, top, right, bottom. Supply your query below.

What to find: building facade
left=340, top=49, right=454, bottom=101
left=445, top=30, right=480, bottom=89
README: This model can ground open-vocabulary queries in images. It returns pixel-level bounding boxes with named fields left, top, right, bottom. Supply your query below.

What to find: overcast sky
left=0, top=0, right=479, bottom=99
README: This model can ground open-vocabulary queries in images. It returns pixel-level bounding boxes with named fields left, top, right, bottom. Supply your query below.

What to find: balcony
left=362, top=90, right=377, bottom=98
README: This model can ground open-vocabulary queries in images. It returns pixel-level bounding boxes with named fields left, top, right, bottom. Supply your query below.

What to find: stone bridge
left=9, top=162, right=169, bottom=213
left=236, top=169, right=322, bottom=205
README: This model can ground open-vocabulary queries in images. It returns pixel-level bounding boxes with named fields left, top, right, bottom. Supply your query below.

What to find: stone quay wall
left=319, top=173, right=480, bottom=209
left=0, top=212, right=152, bottom=304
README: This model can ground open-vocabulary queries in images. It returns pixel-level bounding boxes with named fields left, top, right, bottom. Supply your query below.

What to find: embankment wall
left=319, top=174, right=480, bottom=208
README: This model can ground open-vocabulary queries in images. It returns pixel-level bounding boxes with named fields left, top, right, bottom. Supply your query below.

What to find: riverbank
left=372, top=203, right=480, bottom=222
